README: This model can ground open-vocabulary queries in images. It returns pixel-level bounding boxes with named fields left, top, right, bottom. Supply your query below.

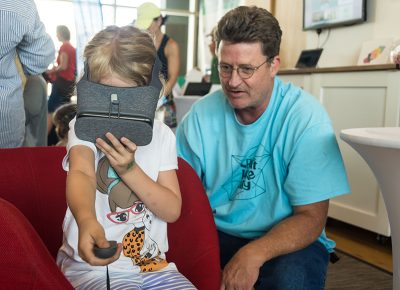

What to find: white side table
left=341, top=127, right=400, bottom=290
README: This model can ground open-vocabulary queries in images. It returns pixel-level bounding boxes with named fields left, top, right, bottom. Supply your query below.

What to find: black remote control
left=93, top=240, right=118, bottom=259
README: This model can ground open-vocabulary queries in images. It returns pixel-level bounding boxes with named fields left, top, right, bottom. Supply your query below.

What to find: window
left=35, top=0, right=198, bottom=76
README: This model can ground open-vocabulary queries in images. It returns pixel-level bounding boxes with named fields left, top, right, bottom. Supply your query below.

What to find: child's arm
left=96, top=133, right=182, bottom=223
left=67, top=145, right=122, bottom=265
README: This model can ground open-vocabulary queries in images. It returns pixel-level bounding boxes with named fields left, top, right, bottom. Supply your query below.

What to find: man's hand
left=220, top=244, right=262, bottom=290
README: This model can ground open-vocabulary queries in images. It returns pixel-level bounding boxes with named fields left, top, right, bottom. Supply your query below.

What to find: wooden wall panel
left=274, top=0, right=306, bottom=69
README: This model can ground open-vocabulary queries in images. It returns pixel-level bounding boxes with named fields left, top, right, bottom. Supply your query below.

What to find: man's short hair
left=215, top=6, right=282, bottom=58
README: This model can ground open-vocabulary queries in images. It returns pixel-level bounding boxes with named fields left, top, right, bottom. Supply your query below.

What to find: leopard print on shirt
left=123, top=226, right=168, bottom=272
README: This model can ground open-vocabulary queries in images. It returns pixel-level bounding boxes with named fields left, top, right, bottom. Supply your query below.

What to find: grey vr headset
left=75, top=57, right=162, bottom=146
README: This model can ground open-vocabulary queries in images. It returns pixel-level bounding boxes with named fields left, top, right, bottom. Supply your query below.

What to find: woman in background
left=45, top=25, right=76, bottom=141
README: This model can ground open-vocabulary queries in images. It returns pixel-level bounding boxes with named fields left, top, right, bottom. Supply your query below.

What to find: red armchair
left=0, top=146, right=221, bottom=290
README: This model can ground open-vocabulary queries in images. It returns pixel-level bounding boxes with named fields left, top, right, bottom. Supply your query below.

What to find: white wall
left=245, top=0, right=272, bottom=9
left=305, top=0, right=400, bottom=67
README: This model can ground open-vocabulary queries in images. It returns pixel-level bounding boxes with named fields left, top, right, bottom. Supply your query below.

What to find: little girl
left=56, top=25, right=196, bottom=289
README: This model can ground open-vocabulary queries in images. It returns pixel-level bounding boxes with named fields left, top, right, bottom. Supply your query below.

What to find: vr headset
left=75, top=57, right=162, bottom=146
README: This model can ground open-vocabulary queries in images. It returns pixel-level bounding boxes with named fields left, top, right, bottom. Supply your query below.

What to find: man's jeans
left=218, top=231, right=329, bottom=290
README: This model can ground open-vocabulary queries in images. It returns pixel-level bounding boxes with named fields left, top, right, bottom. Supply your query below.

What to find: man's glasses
left=217, top=57, right=273, bottom=79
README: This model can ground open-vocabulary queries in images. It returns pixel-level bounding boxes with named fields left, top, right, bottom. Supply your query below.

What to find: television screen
left=303, top=0, right=366, bottom=31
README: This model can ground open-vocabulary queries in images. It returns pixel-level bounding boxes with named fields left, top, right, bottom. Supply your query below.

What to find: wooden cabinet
left=279, top=64, right=400, bottom=236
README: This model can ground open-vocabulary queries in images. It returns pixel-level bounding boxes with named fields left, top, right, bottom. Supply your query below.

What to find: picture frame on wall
left=357, top=38, right=394, bottom=65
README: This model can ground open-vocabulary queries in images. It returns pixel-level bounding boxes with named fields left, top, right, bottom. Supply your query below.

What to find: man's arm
left=17, top=6, right=55, bottom=75
left=164, top=38, right=180, bottom=96
left=220, top=200, right=329, bottom=290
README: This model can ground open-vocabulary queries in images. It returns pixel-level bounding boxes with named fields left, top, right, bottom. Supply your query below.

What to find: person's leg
left=47, top=78, right=74, bottom=144
left=255, top=241, right=329, bottom=290
left=66, top=268, right=143, bottom=290
left=47, top=81, right=62, bottom=136
left=142, top=270, right=196, bottom=290
left=57, top=78, right=75, bottom=103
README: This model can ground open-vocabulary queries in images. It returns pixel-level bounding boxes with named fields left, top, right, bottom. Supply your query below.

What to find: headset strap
left=83, top=57, right=161, bottom=91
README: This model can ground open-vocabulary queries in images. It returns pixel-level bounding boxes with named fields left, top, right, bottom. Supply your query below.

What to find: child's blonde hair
left=84, top=25, right=161, bottom=88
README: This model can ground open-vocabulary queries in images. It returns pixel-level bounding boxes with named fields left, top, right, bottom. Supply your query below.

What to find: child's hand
left=95, top=132, right=137, bottom=176
left=77, top=217, right=122, bottom=266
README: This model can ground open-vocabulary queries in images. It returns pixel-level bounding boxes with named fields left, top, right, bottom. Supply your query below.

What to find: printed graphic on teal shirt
left=224, top=145, right=272, bottom=200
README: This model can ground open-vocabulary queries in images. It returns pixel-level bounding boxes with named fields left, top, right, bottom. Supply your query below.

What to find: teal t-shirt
left=176, top=76, right=350, bottom=252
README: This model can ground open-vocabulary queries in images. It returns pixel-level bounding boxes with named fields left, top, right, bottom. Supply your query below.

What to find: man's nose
left=228, top=69, right=242, bottom=87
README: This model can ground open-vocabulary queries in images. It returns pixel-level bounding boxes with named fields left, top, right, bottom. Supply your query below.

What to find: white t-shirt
left=57, top=118, right=178, bottom=277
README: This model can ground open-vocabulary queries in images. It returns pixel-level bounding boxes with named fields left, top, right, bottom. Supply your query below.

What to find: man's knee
left=257, top=263, right=325, bottom=290
left=255, top=242, right=329, bottom=290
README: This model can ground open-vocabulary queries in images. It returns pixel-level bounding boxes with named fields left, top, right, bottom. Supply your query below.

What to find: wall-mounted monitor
left=303, top=0, right=367, bottom=31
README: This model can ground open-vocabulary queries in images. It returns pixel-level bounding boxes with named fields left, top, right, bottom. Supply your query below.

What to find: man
left=0, top=0, right=55, bottom=148
left=176, top=6, right=350, bottom=290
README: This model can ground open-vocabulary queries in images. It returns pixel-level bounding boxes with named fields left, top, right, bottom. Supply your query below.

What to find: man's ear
left=270, top=56, right=280, bottom=76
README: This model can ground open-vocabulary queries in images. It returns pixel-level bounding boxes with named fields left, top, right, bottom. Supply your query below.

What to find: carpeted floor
left=325, top=251, right=392, bottom=289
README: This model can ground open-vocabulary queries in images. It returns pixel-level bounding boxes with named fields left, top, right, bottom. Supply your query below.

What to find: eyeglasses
left=217, top=58, right=272, bottom=79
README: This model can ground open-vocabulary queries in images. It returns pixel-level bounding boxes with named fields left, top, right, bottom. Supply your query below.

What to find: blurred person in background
left=52, top=103, right=76, bottom=146
left=0, top=0, right=55, bottom=148
left=203, top=26, right=220, bottom=84
left=45, top=25, right=76, bottom=144
left=135, top=2, right=180, bottom=128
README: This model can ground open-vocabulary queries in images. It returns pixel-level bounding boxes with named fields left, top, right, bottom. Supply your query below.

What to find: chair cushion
left=0, top=146, right=67, bottom=258
left=167, top=158, right=221, bottom=290
left=0, top=197, right=72, bottom=288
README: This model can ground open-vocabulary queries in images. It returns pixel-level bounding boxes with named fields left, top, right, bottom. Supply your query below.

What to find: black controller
left=93, top=240, right=118, bottom=259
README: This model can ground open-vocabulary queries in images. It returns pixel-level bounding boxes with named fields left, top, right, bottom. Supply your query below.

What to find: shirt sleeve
left=158, top=122, right=178, bottom=172
left=283, top=122, right=350, bottom=205
left=176, top=109, right=204, bottom=180
left=16, top=4, right=55, bottom=75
